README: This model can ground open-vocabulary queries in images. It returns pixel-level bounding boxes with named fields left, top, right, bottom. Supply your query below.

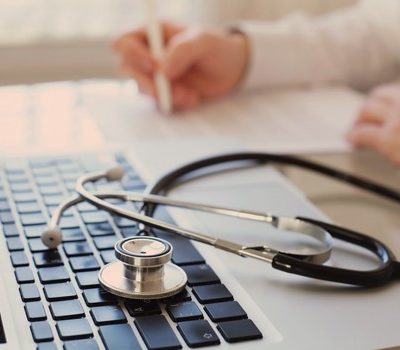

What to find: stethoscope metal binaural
left=41, top=152, right=400, bottom=300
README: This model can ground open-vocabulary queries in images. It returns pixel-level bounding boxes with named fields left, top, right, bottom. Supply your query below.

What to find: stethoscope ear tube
left=272, top=217, right=400, bottom=287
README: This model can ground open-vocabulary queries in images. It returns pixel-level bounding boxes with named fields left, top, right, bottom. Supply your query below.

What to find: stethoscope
left=41, top=152, right=400, bottom=300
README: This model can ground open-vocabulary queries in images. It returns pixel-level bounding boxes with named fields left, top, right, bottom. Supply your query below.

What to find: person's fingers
left=162, top=31, right=210, bottom=80
left=346, top=124, right=385, bottom=150
left=354, top=98, right=393, bottom=126
left=112, top=27, right=148, bottom=51
left=170, top=83, right=201, bottom=110
left=120, top=62, right=156, bottom=96
left=161, top=22, right=186, bottom=42
left=113, top=32, right=157, bottom=74
left=120, top=50, right=155, bottom=75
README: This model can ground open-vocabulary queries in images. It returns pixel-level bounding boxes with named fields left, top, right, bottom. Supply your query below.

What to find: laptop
left=0, top=80, right=398, bottom=350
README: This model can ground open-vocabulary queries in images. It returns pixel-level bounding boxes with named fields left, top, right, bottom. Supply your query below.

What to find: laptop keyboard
left=0, top=153, right=263, bottom=349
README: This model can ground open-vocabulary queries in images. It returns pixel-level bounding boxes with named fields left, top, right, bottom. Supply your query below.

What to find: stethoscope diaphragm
left=98, top=236, right=187, bottom=299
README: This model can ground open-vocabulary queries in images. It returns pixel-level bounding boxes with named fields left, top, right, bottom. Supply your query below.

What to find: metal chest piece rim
left=98, top=236, right=187, bottom=299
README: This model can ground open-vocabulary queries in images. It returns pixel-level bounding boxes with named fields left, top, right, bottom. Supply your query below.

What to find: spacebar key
left=135, top=315, right=182, bottom=350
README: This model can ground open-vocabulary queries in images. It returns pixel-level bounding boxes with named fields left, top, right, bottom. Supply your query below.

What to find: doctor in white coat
left=113, top=0, right=400, bottom=164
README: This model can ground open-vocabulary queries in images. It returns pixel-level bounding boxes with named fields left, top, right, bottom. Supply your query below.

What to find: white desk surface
left=1, top=79, right=400, bottom=349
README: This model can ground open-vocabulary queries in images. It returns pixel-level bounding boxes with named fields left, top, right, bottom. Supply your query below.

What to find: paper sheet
left=0, top=80, right=364, bottom=155
left=85, top=80, right=364, bottom=154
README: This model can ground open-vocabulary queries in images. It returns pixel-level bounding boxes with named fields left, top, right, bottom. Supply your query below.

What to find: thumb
left=346, top=124, right=384, bottom=149
left=161, top=31, right=209, bottom=80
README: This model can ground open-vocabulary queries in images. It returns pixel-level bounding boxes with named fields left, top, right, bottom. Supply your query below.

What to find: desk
left=1, top=79, right=400, bottom=349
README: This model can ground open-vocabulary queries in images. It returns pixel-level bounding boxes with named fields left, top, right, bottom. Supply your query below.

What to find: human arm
left=239, top=0, right=400, bottom=91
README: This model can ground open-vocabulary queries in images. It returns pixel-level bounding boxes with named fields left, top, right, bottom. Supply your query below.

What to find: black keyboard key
left=14, top=192, right=37, bottom=203
left=204, top=301, right=247, bottom=322
left=0, top=199, right=10, bottom=211
left=20, top=283, right=41, bottom=301
left=181, top=265, right=220, bottom=286
left=28, top=238, right=49, bottom=252
left=100, top=250, right=115, bottom=264
left=125, top=300, right=161, bottom=317
left=38, top=266, right=70, bottom=284
left=6, top=236, right=24, bottom=251
left=81, top=212, right=107, bottom=224
left=82, top=288, right=116, bottom=306
left=31, top=321, right=53, bottom=342
left=5, top=163, right=25, bottom=174
left=39, top=185, right=62, bottom=196
left=7, top=173, right=28, bottom=183
left=177, top=319, right=220, bottom=348
left=10, top=182, right=32, bottom=193
left=63, top=242, right=92, bottom=256
left=167, top=301, right=203, bottom=322
left=37, top=342, right=57, bottom=350
left=16, top=202, right=41, bottom=214
left=0, top=211, right=14, bottom=224
left=15, top=266, right=35, bottom=283
left=50, top=300, right=85, bottom=320
left=59, top=216, right=80, bottom=229
left=64, top=339, right=99, bottom=350
left=25, top=301, right=47, bottom=321
left=10, top=251, right=29, bottom=266
left=120, top=227, right=140, bottom=238
left=192, top=284, right=233, bottom=304
left=2, top=223, right=19, bottom=237
left=30, top=158, right=53, bottom=168
left=99, top=324, right=141, bottom=350
left=33, top=250, right=63, bottom=267
left=113, top=217, right=136, bottom=229
left=56, top=318, right=93, bottom=340
left=69, top=255, right=99, bottom=272
left=48, top=205, right=73, bottom=218
left=217, top=319, right=262, bottom=343
left=153, top=230, right=205, bottom=266
left=90, top=305, right=126, bottom=325
left=44, top=283, right=77, bottom=301
left=43, top=195, right=64, bottom=207
left=86, top=223, right=114, bottom=237
left=93, top=235, right=117, bottom=250
left=32, top=168, right=53, bottom=178
left=135, top=315, right=181, bottom=350
left=75, top=271, right=100, bottom=289
left=25, top=225, right=46, bottom=239
left=20, top=213, right=46, bottom=226
left=35, top=176, right=57, bottom=186
left=162, top=289, right=191, bottom=304
left=77, top=202, right=97, bottom=212
left=62, top=228, right=85, bottom=242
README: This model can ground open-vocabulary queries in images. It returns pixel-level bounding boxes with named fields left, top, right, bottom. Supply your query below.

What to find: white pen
left=144, top=0, right=172, bottom=114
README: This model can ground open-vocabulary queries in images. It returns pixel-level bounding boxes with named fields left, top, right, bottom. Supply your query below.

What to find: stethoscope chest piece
left=99, top=237, right=187, bottom=299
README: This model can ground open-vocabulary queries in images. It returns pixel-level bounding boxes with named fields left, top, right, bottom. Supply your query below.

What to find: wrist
left=228, top=27, right=250, bottom=87
left=227, top=30, right=250, bottom=89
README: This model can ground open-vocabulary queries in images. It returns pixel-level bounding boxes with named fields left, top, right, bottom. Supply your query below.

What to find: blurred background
left=1, top=0, right=356, bottom=85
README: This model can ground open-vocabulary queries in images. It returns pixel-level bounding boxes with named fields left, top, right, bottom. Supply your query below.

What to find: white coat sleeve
left=238, top=0, right=400, bottom=91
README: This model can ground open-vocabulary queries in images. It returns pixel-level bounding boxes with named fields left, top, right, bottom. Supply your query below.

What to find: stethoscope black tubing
left=144, top=152, right=400, bottom=286
left=275, top=218, right=400, bottom=286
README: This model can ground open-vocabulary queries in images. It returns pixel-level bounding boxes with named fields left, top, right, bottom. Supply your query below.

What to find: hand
left=347, top=83, right=400, bottom=165
left=113, top=22, right=249, bottom=110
